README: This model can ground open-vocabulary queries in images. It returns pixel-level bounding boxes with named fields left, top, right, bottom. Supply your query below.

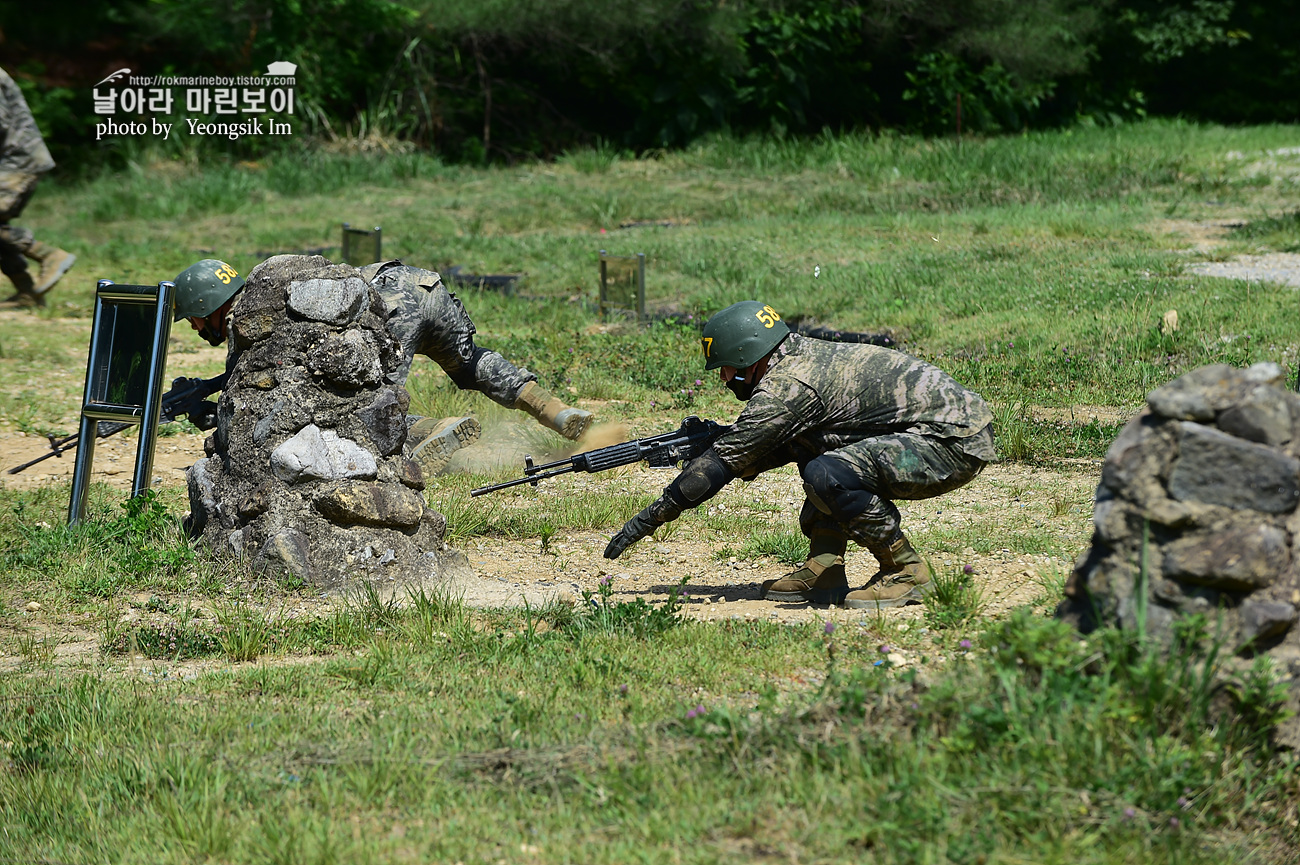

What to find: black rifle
left=7, top=372, right=229, bottom=475
left=471, top=415, right=729, bottom=497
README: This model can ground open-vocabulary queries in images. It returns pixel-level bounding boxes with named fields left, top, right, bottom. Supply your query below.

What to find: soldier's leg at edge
left=420, top=286, right=594, bottom=439
left=0, top=224, right=35, bottom=303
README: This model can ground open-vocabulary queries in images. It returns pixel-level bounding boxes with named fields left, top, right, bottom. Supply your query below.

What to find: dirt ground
left=449, top=458, right=1091, bottom=628
left=1157, top=215, right=1300, bottom=287
left=2, top=402, right=1096, bottom=633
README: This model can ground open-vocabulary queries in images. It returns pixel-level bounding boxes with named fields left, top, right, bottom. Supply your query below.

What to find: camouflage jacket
left=712, top=333, right=996, bottom=476
left=0, top=68, right=54, bottom=176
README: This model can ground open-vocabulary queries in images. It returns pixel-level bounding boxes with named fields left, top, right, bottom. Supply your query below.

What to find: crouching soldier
left=604, top=300, right=995, bottom=609
left=173, top=258, right=594, bottom=476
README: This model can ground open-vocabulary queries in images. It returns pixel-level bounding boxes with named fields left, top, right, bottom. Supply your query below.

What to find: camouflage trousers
left=0, top=172, right=39, bottom=279
left=799, top=425, right=992, bottom=554
left=372, top=262, right=536, bottom=408
left=412, top=285, right=536, bottom=407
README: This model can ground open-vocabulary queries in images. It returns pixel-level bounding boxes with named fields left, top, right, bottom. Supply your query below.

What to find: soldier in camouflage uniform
left=604, top=300, right=995, bottom=609
left=0, top=67, right=75, bottom=307
left=173, top=258, right=593, bottom=477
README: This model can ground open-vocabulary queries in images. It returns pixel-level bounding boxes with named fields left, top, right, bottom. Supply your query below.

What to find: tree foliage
left=0, top=0, right=1294, bottom=163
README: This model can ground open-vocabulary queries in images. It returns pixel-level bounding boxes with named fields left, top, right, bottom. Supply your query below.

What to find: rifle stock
left=471, top=416, right=728, bottom=497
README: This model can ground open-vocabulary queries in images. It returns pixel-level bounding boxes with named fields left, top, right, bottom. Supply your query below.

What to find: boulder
left=185, top=254, right=466, bottom=590
left=1060, top=362, right=1300, bottom=746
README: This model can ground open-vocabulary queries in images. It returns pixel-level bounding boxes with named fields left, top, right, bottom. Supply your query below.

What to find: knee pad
left=447, top=346, right=489, bottom=390
left=802, top=455, right=876, bottom=523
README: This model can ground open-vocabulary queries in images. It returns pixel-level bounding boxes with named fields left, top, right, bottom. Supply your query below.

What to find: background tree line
left=3, top=0, right=1296, bottom=167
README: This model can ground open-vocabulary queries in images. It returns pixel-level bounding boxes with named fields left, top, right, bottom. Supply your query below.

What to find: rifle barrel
left=470, top=463, right=577, bottom=497
left=7, top=445, right=72, bottom=474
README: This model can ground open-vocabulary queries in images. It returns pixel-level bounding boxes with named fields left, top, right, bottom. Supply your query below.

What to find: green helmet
left=172, top=259, right=245, bottom=321
left=700, top=301, right=791, bottom=370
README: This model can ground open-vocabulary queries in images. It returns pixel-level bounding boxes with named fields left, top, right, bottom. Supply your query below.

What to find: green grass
left=11, top=118, right=1300, bottom=429
left=4, top=120, right=1300, bottom=861
left=0, top=600, right=1293, bottom=863
left=923, top=565, right=987, bottom=630
left=0, top=481, right=1294, bottom=860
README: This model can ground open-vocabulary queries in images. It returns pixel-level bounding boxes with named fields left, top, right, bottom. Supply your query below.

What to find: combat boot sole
left=410, top=416, right=481, bottom=478
left=764, top=584, right=851, bottom=605
left=843, top=579, right=935, bottom=610
left=553, top=407, right=594, bottom=441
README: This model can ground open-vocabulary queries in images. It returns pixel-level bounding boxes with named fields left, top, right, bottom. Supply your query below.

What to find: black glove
left=604, top=488, right=689, bottom=559
left=189, top=400, right=219, bottom=431
left=604, top=508, right=659, bottom=559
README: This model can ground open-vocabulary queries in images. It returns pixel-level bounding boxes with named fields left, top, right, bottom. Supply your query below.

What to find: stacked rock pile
left=1059, top=362, right=1300, bottom=745
left=186, top=254, right=464, bottom=588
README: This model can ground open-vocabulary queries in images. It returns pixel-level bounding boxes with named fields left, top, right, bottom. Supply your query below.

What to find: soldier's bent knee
left=802, top=455, right=876, bottom=522
left=446, top=346, right=489, bottom=390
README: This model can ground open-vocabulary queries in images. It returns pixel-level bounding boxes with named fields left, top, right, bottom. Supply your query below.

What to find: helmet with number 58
left=700, top=300, right=791, bottom=370
left=172, top=259, right=245, bottom=322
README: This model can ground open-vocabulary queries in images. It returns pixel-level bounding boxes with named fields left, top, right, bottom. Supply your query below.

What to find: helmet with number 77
left=700, top=300, right=791, bottom=370
left=172, top=259, right=245, bottom=321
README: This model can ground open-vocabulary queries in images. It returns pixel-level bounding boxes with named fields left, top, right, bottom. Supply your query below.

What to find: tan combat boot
left=844, top=534, right=933, bottom=610
left=0, top=267, right=39, bottom=307
left=513, top=381, right=593, bottom=440
left=25, top=241, right=75, bottom=298
left=408, top=416, right=481, bottom=478
left=761, top=532, right=850, bottom=604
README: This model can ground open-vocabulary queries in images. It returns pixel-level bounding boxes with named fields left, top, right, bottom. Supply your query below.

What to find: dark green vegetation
left=1, top=123, right=1300, bottom=860
left=5, top=0, right=1297, bottom=163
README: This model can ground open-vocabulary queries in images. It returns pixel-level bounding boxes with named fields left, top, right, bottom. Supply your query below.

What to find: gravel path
left=1186, top=252, right=1300, bottom=288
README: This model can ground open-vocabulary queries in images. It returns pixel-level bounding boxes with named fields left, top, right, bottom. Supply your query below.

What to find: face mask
left=196, top=321, right=226, bottom=346
left=726, top=374, right=757, bottom=401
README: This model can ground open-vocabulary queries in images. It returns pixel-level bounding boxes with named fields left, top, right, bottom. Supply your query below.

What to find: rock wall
left=186, top=254, right=465, bottom=589
left=1059, top=362, right=1300, bottom=744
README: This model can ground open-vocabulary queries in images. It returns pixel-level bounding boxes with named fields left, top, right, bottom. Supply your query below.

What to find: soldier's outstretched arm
left=603, top=449, right=735, bottom=559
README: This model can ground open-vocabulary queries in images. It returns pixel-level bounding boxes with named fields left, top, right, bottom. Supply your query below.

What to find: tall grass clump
left=3, top=489, right=199, bottom=599
left=678, top=609, right=1297, bottom=861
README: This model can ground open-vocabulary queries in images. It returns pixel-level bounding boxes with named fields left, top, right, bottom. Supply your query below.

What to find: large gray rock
left=1161, top=524, right=1290, bottom=591
left=314, top=481, right=425, bottom=529
left=1146, top=362, right=1285, bottom=421
left=358, top=389, right=409, bottom=456
left=309, top=329, right=383, bottom=389
left=1218, top=390, right=1292, bottom=446
left=286, top=276, right=369, bottom=325
left=1059, top=362, right=1300, bottom=747
left=270, top=425, right=378, bottom=483
left=185, top=255, right=465, bottom=591
left=1167, top=422, right=1300, bottom=513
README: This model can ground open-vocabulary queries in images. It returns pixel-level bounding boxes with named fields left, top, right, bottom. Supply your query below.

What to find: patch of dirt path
left=1152, top=216, right=1300, bottom=288
left=452, top=459, right=1097, bottom=628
